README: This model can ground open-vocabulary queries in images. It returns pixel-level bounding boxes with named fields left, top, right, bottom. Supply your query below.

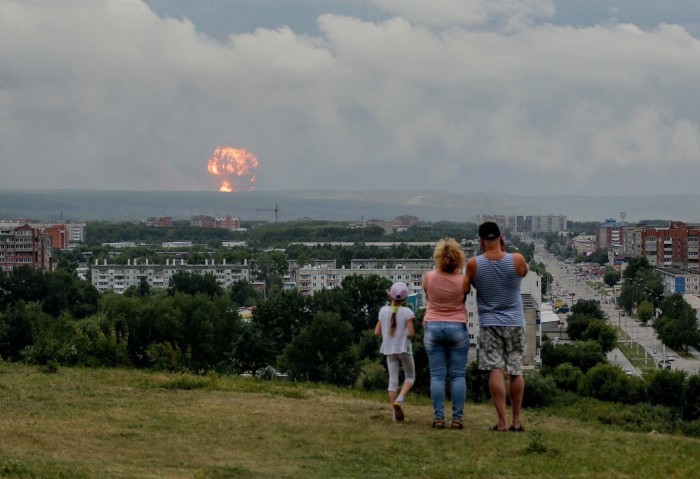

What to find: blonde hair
left=433, top=237, right=466, bottom=273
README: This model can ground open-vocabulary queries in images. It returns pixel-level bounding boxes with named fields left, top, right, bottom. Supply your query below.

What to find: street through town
left=535, top=245, right=700, bottom=375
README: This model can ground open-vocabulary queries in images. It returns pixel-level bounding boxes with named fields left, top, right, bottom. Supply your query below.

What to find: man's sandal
left=432, top=419, right=445, bottom=429
left=451, top=419, right=464, bottom=430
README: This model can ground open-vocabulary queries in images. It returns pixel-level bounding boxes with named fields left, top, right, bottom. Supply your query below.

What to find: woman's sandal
left=451, top=419, right=464, bottom=430
left=432, top=419, right=445, bottom=429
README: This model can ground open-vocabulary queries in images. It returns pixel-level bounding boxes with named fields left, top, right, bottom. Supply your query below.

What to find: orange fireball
left=207, top=146, right=258, bottom=192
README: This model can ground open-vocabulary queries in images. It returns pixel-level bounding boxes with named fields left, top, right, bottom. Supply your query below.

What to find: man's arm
left=513, top=253, right=529, bottom=278
left=466, top=257, right=477, bottom=282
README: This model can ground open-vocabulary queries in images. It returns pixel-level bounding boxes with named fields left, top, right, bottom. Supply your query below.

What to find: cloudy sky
left=3, top=0, right=700, bottom=196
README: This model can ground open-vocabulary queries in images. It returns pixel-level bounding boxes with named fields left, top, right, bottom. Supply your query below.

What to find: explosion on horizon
left=207, top=146, right=258, bottom=192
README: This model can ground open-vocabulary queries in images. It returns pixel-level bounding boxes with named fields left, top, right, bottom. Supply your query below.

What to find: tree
left=540, top=338, right=606, bottom=373
left=654, top=295, right=700, bottom=354
left=570, top=299, right=606, bottom=320
left=603, top=268, right=620, bottom=288
left=580, top=363, right=645, bottom=404
left=167, top=272, right=222, bottom=298
left=636, top=300, right=654, bottom=326
left=251, top=290, right=312, bottom=352
left=229, top=279, right=261, bottom=307
left=646, top=369, right=687, bottom=410
left=340, top=274, right=392, bottom=334
left=581, top=319, right=618, bottom=354
left=566, top=300, right=606, bottom=340
left=280, top=311, right=359, bottom=386
left=529, top=262, right=552, bottom=297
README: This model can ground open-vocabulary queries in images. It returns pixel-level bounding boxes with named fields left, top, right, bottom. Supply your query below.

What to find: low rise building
left=91, top=258, right=251, bottom=294
left=657, top=267, right=700, bottom=296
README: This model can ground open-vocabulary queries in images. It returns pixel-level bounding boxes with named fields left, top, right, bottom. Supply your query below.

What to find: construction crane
left=256, top=203, right=280, bottom=223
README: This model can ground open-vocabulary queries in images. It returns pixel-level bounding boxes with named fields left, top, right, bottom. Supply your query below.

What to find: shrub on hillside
left=522, top=371, right=559, bottom=408
left=647, top=369, right=686, bottom=410
left=580, top=364, right=645, bottom=404
left=355, top=360, right=387, bottom=392
left=682, top=374, right=700, bottom=421
left=549, top=362, right=584, bottom=393
left=541, top=339, right=606, bottom=373
left=646, top=369, right=687, bottom=410
left=466, top=360, right=490, bottom=403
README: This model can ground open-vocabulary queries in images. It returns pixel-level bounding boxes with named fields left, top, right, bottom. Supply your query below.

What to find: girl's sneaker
left=392, top=401, right=405, bottom=421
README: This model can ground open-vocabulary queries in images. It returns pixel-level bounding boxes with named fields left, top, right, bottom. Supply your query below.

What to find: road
left=534, top=245, right=700, bottom=375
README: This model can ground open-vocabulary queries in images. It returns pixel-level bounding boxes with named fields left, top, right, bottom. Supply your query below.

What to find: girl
left=375, top=281, right=416, bottom=422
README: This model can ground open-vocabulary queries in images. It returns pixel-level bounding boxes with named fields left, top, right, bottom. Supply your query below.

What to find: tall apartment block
left=639, top=221, right=700, bottom=271
left=477, top=215, right=567, bottom=234
left=0, top=224, right=53, bottom=272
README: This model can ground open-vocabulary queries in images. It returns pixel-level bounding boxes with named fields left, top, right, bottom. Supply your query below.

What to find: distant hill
left=1, top=189, right=699, bottom=223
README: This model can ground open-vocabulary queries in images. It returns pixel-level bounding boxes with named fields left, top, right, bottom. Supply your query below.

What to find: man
left=466, top=221, right=528, bottom=432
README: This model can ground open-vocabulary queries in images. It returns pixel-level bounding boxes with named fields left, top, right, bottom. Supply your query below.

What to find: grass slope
left=0, top=362, right=698, bottom=479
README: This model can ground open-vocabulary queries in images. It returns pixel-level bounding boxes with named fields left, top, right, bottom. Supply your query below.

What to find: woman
left=422, top=237, right=470, bottom=429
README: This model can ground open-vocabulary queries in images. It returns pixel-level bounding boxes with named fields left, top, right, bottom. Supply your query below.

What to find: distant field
left=0, top=362, right=698, bottom=478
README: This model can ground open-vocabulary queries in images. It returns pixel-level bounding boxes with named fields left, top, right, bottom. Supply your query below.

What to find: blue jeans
left=424, top=321, right=469, bottom=420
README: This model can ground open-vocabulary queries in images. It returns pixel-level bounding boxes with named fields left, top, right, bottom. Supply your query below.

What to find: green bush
left=145, top=341, right=184, bottom=372
left=682, top=373, right=700, bottom=421
left=522, top=371, right=559, bottom=408
left=580, top=364, right=644, bottom=404
left=646, top=369, right=687, bottom=410
left=466, top=360, right=490, bottom=403
left=355, top=360, right=388, bottom=392
left=549, top=362, right=583, bottom=393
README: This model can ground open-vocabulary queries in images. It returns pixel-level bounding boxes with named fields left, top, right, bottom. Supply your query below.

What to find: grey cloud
left=2, top=0, right=700, bottom=196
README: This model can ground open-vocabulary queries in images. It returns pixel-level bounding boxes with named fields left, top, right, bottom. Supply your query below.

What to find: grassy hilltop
left=0, top=362, right=698, bottom=479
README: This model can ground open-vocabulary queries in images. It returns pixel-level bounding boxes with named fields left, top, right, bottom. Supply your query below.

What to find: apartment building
left=0, top=224, right=53, bottom=272
left=0, top=220, right=85, bottom=247
left=91, top=258, right=251, bottom=294
left=477, top=215, right=567, bottom=234
left=640, top=221, right=700, bottom=271
left=571, top=235, right=596, bottom=255
left=596, top=218, right=626, bottom=250
left=190, top=215, right=241, bottom=230
left=141, top=216, right=173, bottom=228
left=622, top=225, right=645, bottom=257
left=295, top=259, right=433, bottom=300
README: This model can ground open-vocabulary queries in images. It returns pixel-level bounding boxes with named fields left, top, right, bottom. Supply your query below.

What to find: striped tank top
left=472, top=253, right=524, bottom=327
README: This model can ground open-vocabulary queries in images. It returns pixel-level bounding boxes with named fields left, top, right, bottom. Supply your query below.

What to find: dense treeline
left=84, top=219, right=478, bottom=249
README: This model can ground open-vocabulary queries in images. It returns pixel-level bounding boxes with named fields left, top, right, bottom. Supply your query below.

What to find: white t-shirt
left=377, top=305, right=415, bottom=355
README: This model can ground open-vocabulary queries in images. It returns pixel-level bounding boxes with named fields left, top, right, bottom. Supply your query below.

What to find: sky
left=3, top=0, right=700, bottom=196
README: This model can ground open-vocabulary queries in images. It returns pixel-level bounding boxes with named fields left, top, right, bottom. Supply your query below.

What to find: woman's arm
left=374, top=320, right=382, bottom=337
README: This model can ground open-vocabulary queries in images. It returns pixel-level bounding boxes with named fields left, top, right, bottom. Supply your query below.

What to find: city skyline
left=3, top=1, right=700, bottom=196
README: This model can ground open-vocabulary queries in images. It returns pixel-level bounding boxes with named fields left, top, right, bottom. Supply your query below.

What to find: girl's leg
left=386, top=355, right=400, bottom=413
left=397, top=353, right=415, bottom=402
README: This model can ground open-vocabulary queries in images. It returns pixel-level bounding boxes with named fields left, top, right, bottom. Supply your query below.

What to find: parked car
left=657, top=360, right=672, bottom=370
left=666, top=355, right=675, bottom=362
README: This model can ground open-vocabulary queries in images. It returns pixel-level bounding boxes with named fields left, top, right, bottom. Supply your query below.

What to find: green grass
left=0, top=362, right=698, bottom=478
left=616, top=328, right=658, bottom=372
